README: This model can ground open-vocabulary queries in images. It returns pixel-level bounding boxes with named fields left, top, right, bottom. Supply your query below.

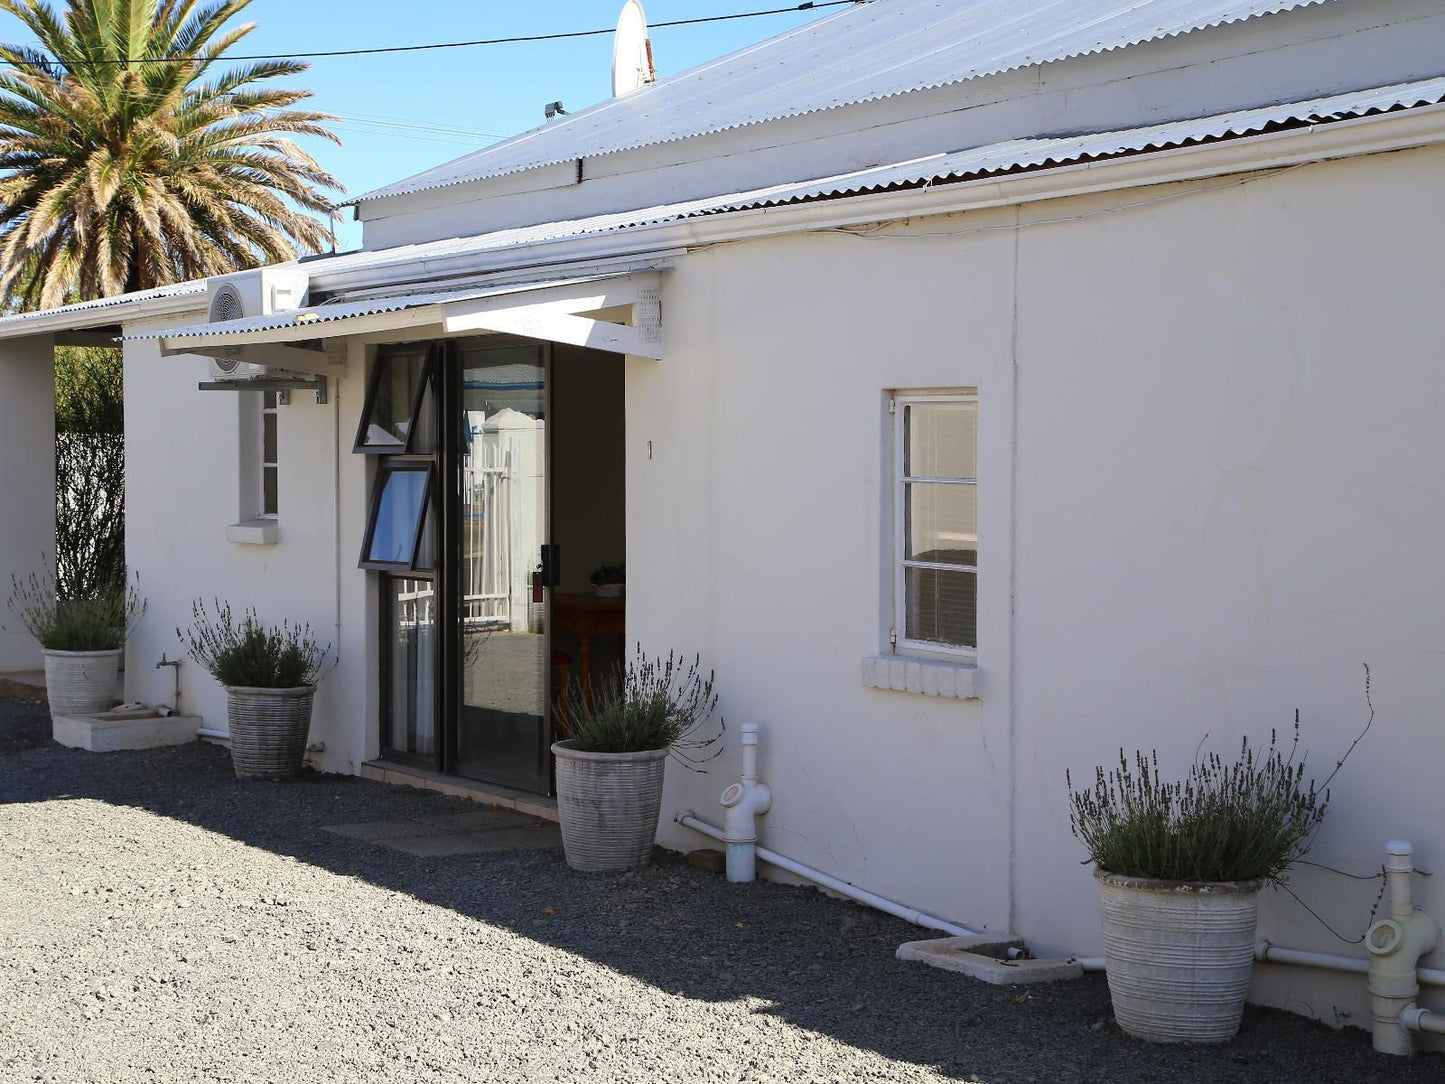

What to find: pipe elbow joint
left=720, top=780, right=771, bottom=842
left=1367, top=909, right=1440, bottom=997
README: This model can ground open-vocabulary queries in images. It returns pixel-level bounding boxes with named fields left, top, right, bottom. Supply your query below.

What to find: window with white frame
left=259, top=390, right=279, bottom=518
left=891, top=392, right=977, bottom=655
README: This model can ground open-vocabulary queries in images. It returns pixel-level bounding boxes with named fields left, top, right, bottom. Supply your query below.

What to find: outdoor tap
left=721, top=723, right=771, bottom=882
left=1367, top=841, right=1440, bottom=1056
left=156, top=654, right=182, bottom=716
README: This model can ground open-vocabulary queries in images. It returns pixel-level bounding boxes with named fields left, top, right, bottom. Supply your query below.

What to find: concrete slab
left=385, top=833, right=497, bottom=856
left=896, top=934, right=1084, bottom=985
left=322, top=821, right=445, bottom=842
left=51, top=712, right=201, bottom=753
left=412, top=810, right=541, bottom=833
left=359, top=760, right=560, bottom=824
left=460, top=825, right=563, bottom=851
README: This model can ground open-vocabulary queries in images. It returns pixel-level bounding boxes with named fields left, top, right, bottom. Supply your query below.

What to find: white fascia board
left=155, top=271, right=666, bottom=359
left=306, top=102, right=1445, bottom=299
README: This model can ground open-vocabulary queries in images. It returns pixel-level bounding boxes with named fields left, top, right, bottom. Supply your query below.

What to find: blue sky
left=0, top=0, right=839, bottom=249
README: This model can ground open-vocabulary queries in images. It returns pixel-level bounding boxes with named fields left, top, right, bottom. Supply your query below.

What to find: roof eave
left=0, top=287, right=207, bottom=343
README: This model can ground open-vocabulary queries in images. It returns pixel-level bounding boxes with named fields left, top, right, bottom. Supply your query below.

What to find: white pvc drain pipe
left=676, top=811, right=980, bottom=937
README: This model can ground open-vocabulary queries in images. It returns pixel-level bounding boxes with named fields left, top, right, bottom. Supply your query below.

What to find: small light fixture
left=544, top=100, right=567, bottom=120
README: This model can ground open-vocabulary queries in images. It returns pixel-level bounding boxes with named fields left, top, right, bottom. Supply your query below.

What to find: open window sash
left=360, top=463, right=436, bottom=571
left=354, top=346, right=437, bottom=454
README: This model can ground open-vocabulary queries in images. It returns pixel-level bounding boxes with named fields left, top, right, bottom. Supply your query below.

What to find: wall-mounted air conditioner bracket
left=197, top=374, right=328, bottom=404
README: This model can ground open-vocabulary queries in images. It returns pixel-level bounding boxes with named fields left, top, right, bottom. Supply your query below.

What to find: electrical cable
left=15, top=1, right=861, bottom=66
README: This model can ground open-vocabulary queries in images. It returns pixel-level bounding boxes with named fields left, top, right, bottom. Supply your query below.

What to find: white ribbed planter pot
left=43, top=648, right=121, bottom=718
left=225, top=686, right=315, bottom=780
left=552, top=740, right=667, bottom=872
left=1096, top=870, right=1263, bottom=1043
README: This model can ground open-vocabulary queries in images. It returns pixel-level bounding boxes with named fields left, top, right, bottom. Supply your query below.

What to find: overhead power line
left=19, top=2, right=861, bottom=65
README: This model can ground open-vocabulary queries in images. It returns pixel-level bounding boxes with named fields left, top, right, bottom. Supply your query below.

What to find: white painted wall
left=358, top=0, right=1445, bottom=248
left=0, top=335, right=55, bottom=671
left=632, top=144, right=1445, bottom=1037
left=122, top=316, right=377, bottom=774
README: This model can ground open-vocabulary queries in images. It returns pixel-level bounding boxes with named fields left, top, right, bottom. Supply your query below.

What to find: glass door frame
left=377, top=336, right=555, bottom=792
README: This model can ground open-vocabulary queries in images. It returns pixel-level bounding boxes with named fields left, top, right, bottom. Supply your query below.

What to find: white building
left=2, top=0, right=1443, bottom=1042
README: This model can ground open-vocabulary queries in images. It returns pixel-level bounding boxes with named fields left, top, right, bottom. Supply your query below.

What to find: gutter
left=304, top=102, right=1445, bottom=298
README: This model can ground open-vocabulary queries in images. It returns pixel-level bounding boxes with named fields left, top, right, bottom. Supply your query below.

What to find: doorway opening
left=369, top=337, right=625, bottom=795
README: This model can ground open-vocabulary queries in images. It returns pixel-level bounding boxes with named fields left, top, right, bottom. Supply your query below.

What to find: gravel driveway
left=1, top=697, right=1440, bottom=1084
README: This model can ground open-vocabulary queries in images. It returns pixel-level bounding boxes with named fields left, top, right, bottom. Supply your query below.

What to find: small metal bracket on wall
left=198, top=375, right=328, bottom=404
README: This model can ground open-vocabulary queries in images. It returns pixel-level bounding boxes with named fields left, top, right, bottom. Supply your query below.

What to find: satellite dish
left=612, top=0, right=656, bottom=97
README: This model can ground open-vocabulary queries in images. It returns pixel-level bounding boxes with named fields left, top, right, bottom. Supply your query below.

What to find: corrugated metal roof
left=28, top=75, right=1436, bottom=343
left=315, top=76, right=1445, bottom=275
left=352, top=0, right=1334, bottom=203
left=707, top=75, right=1445, bottom=208
left=124, top=272, right=643, bottom=343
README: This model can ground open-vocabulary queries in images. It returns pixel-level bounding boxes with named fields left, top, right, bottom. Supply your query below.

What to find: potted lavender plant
left=7, top=559, right=143, bottom=718
left=552, top=650, right=721, bottom=871
left=181, top=601, right=328, bottom=780
left=1067, top=726, right=1329, bottom=1043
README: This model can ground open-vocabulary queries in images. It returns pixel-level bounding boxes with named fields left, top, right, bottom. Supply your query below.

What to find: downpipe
left=720, top=723, right=771, bottom=882
left=1367, top=842, right=1440, bottom=1056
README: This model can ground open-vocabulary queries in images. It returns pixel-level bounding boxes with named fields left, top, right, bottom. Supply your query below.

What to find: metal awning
left=123, top=269, right=665, bottom=376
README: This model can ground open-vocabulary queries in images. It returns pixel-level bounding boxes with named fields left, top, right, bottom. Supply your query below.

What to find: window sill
left=226, top=520, right=279, bottom=546
left=862, top=654, right=980, bottom=700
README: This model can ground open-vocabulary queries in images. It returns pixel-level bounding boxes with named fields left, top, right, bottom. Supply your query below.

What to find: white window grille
left=891, top=392, right=977, bottom=656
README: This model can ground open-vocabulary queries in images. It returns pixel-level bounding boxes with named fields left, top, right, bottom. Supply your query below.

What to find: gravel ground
left=1, top=697, right=1441, bottom=1084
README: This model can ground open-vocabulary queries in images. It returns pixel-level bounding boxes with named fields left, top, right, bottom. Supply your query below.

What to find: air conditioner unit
left=205, top=266, right=310, bottom=379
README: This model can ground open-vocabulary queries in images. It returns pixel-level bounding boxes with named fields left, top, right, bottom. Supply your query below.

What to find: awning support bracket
left=198, top=375, right=328, bottom=404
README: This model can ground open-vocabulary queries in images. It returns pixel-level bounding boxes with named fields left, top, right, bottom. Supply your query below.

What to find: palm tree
left=0, top=0, right=342, bottom=308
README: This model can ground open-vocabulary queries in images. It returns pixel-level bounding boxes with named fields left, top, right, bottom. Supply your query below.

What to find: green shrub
left=564, top=649, right=722, bottom=761
left=7, top=559, right=143, bottom=651
left=1066, top=725, right=1328, bottom=885
left=55, top=346, right=125, bottom=600
left=180, top=600, right=327, bottom=689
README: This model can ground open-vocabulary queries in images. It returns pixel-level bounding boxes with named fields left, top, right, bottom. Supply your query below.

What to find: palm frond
left=0, top=0, right=340, bottom=306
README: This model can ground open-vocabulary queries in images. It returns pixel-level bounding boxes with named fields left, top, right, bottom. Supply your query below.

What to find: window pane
left=387, top=577, right=436, bottom=756
left=263, top=390, right=278, bottom=410
left=262, top=467, right=278, bottom=517
left=358, top=352, right=428, bottom=451
left=905, top=567, right=977, bottom=648
left=367, top=468, right=430, bottom=565
left=905, top=481, right=977, bottom=564
left=905, top=400, right=977, bottom=479
left=262, top=410, right=277, bottom=465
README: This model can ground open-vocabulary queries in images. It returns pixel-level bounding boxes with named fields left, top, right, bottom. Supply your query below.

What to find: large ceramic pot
left=225, top=685, right=315, bottom=780
left=552, top=740, right=667, bottom=871
left=1096, top=870, right=1263, bottom=1043
left=43, top=648, right=121, bottom=717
